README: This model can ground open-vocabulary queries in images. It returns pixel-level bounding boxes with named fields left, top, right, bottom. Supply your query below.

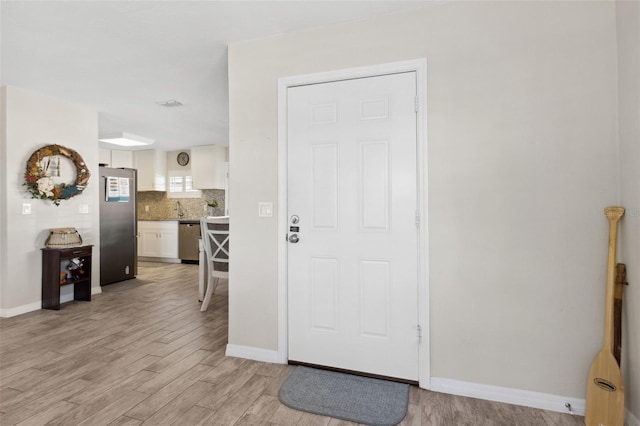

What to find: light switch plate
left=79, top=204, right=89, bottom=214
left=22, top=203, right=32, bottom=215
left=258, top=202, right=273, bottom=217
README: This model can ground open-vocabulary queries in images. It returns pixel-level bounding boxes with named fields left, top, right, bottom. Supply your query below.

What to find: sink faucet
left=175, top=201, right=184, bottom=218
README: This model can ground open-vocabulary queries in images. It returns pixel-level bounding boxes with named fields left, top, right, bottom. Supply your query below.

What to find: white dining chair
left=199, top=216, right=229, bottom=312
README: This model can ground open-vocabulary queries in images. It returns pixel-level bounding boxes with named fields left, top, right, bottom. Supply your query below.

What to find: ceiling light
left=156, top=99, right=183, bottom=107
left=99, top=132, right=154, bottom=147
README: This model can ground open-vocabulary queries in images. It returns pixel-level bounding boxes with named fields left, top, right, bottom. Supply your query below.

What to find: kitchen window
left=167, top=170, right=202, bottom=198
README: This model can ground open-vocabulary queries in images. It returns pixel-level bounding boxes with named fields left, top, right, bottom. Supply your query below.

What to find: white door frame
left=276, top=58, right=430, bottom=389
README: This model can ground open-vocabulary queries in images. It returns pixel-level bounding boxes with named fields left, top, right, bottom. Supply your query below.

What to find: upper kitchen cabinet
left=98, top=149, right=133, bottom=168
left=191, top=145, right=228, bottom=189
left=111, top=150, right=134, bottom=168
left=99, top=148, right=111, bottom=165
left=134, top=149, right=167, bottom=191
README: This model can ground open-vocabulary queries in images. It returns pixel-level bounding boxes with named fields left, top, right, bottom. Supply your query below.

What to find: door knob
left=288, top=234, right=300, bottom=243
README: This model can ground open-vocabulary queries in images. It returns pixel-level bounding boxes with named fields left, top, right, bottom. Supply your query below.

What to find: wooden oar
left=585, top=206, right=625, bottom=426
left=614, top=263, right=627, bottom=365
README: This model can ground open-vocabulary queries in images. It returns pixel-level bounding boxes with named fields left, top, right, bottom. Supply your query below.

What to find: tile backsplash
left=137, top=189, right=225, bottom=221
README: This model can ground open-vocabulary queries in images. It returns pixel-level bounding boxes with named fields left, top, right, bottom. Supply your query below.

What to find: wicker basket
left=45, top=228, right=83, bottom=248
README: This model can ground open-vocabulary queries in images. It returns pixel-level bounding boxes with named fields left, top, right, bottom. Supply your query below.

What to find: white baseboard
left=430, top=377, right=584, bottom=416
left=0, top=301, right=41, bottom=318
left=225, top=344, right=281, bottom=364
left=0, top=286, right=102, bottom=318
left=60, top=293, right=74, bottom=303
left=138, top=256, right=181, bottom=264
left=62, top=285, right=102, bottom=302
left=627, top=409, right=640, bottom=426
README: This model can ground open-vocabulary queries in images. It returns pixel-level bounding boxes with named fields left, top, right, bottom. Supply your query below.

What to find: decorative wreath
left=24, top=144, right=90, bottom=206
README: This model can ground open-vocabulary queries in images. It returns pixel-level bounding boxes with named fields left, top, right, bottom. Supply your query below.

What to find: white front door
left=287, top=72, right=419, bottom=381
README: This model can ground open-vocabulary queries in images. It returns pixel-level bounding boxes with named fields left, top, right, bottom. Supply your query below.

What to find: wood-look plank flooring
left=0, top=262, right=584, bottom=425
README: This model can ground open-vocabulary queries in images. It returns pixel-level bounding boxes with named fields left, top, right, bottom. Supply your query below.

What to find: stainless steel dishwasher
left=178, top=221, right=201, bottom=263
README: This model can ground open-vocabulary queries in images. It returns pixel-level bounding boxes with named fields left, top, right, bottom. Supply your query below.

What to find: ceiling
left=1, top=1, right=429, bottom=151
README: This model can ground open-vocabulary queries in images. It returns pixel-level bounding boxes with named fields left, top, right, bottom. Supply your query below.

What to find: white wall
left=0, top=88, right=7, bottom=310
left=0, top=86, right=100, bottom=316
left=228, top=1, right=622, bottom=403
left=616, top=0, right=640, bottom=422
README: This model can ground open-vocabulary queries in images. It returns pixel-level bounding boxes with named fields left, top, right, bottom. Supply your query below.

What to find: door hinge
left=416, top=324, right=422, bottom=343
left=415, top=96, right=419, bottom=113
left=415, top=211, right=420, bottom=229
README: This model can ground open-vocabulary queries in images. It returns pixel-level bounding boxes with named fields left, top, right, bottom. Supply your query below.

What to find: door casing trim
left=276, top=58, right=430, bottom=389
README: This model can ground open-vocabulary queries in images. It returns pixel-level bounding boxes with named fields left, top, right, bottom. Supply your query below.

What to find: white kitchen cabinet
left=133, top=149, right=167, bottom=191
left=111, top=150, right=134, bottom=168
left=191, top=145, right=227, bottom=189
left=138, top=221, right=178, bottom=259
left=99, top=148, right=111, bottom=165
left=99, top=149, right=134, bottom=168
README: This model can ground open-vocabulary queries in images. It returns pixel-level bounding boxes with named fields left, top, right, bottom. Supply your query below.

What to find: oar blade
left=585, top=350, right=625, bottom=426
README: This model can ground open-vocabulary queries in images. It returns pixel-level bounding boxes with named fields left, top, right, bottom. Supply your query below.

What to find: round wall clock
left=177, top=151, right=190, bottom=166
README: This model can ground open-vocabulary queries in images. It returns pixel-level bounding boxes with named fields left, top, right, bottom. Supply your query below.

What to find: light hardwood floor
left=0, top=262, right=584, bottom=426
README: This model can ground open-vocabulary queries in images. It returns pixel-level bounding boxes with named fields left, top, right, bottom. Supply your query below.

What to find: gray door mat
left=278, top=366, right=409, bottom=426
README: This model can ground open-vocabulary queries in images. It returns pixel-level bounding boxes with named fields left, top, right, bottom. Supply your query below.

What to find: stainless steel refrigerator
left=99, top=167, right=137, bottom=285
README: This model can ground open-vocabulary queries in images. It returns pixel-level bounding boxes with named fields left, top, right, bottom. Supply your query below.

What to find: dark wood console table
left=41, top=245, right=93, bottom=310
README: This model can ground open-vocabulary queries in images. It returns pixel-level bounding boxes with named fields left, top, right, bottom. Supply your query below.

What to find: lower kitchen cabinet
left=138, top=221, right=178, bottom=259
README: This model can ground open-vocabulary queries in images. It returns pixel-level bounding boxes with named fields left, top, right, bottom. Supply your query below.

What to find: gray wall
left=0, top=86, right=100, bottom=316
left=228, top=0, right=633, bottom=411
left=616, top=0, right=640, bottom=419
